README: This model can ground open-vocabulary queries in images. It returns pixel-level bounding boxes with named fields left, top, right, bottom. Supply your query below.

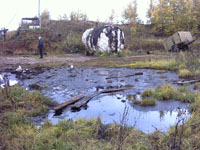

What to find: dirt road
left=0, top=54, right=169, bottom=72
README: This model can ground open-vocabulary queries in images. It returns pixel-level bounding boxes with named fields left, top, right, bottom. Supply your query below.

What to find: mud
left=6, top=67, right=189, bottom=133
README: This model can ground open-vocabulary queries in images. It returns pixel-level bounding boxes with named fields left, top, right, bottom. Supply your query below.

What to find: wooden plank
left=53, top=95, right=84, bottom=111
left=71, top=91, right=99, bottom=110
left=71, top=87, right=132, bottom=110
left=55, top=86, right=133, bottom=113
left=176, top=79, right=200, bottom=85
left=100, top=87, right=130, bottom=93
left=105, top=72, right=143, bottom=79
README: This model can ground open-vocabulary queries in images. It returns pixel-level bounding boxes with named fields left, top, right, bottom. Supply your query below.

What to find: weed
left=178, top=69, right=194, bottom=78
left=141, top=98, right=156, bottom=106
left=141, top=89, right=154, bottom=98
left=117, top=104, right=129, bottom=150
left=134, top=98, right=156, bottom=106
left=154, top=83, right=176, bottom=100
left=121, top=59, right=181, bottom=71
left=117, top=49, right=133, bottom=57
left=136, top=83, right=197, bottom=107
left=171, top=109, right=187, bottom=150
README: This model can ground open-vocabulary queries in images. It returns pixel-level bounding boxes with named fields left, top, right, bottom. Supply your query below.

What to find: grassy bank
left=133, top=83, right=197, bottom=106
left=1, top=82, right=200, bottom=149
left=120, top=52, right=200, bottom=79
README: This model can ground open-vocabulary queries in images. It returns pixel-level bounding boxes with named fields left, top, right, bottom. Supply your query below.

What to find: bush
left=141, top=89, right=154, bottom=98
left=155, top=83, right=176, bottom=100
left=138, top=83, right=196, bottom=106
left=178, top=69, right=193, bottom=78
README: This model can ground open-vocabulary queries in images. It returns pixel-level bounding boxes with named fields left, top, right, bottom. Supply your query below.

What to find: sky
left=0, top=0, right=150, bottom=31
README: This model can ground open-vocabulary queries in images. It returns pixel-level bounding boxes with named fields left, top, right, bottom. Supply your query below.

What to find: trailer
left=163, top=31, right=195, bottom=52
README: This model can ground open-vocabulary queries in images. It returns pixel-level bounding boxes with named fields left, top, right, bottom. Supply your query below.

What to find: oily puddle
left=1, top=67, right=190, bottom=133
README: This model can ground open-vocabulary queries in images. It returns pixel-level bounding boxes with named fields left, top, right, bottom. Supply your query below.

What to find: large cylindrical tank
left=82, top=25, right=125, bottom=53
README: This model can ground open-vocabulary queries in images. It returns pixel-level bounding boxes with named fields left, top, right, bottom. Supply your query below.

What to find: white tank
left=82, top=25, right=125, bottom=53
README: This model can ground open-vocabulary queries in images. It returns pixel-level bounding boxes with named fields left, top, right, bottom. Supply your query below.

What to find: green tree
left=41, top=9, right=50, bottom=28
left=122, top=0, right=138, bottom=25
left=149, top=0, right=200, bottom=35
left=147, top=0, right=155, bottom=23
left=70, top=10, right=88, bottom=21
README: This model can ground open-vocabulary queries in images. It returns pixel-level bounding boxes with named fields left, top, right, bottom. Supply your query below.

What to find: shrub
left=134, top=98, right=156, bottom=106
left=155, top=83, right=176, bottom=100
left=141, top=89, right=154, bottom=98
left=178, top=69, right=193, bottom=78
left=141, top=98, right=156, bottom=106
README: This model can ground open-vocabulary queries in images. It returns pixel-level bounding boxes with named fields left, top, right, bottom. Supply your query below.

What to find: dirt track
left=0, top=54, right=169, bottom=72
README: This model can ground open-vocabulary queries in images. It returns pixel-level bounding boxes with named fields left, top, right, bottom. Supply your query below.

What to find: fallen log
left=71, top=87, right=132, bottom=111
left=54, top=86, right=133, bottom=113
left=176, top=79, right=200, bottom=85
left=71, top=91, right=99, bottom=111
left=106, top=72, right=143, bottom=79
left=53, top=95, right=84, bottom=111
left=100, top=87, right=131, bottom=93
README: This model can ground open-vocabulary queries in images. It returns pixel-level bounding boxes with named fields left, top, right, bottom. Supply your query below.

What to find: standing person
left=38, top=36, right=44, bottom=59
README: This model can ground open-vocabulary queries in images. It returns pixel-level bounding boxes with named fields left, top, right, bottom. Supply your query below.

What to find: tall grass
left=140, top=83, right=197, bottom=104
left=1, top=84, right=200, bottom=149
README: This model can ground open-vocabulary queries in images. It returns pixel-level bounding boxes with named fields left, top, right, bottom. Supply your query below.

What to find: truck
left=163, top=31, right=195, bottom=52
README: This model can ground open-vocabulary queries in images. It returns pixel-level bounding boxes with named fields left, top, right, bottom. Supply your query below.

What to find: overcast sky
left=0, top=0, right=150, bottom=31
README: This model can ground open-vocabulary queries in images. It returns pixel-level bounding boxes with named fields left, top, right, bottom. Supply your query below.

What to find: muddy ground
left=18, top=66, right=189, bottom=133
left=1, top=53, right=186, bottom=133
left=0, top=54, right=170, bottom=72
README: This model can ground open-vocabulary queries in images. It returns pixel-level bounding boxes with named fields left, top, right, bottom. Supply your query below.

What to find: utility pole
left=38, top=0, right=41, bottom=28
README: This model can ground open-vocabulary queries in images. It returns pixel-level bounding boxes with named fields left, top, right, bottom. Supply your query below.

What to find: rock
left=82, top=25, right=125, bottom=53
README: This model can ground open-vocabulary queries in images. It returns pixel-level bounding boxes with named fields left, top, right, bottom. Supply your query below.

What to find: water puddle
left=2, top=67, right=191, bottom=133
left=48, top=95, right=189, bottom=133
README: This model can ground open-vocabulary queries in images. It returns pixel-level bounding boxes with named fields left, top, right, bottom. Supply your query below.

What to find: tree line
left=40, top=0, right=200, bottom=36
left=148, top=0, right=200, bottom=35
left=121, top=0, right=200, bottom=35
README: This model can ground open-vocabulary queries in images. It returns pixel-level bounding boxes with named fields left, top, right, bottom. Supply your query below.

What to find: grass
left=138, top=83, right=197, bottom=105
left=134, top=98, right=156, bottom=106
left=1, top=83, right=200, bottom=149
left=120, top=52, right=200, bottom=79
left=178, top=69, right=194, bottom=78
left=2, top=51, right=200, bottom=149
left=121, top=58, right=181, bottom=70
left=0, top=85, right=55, bottom=117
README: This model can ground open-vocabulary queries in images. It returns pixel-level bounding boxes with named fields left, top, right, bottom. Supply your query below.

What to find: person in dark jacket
left=38, top=36, right=44, bottom=58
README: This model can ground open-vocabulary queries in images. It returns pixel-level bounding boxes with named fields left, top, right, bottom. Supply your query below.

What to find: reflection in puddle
left=47, top=94, right=190, bottom=133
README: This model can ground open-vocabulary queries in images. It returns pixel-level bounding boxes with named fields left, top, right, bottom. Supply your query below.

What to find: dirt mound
left=0, top=20, right=99, bottom=55
left=0, top=29, right=54, bottom=55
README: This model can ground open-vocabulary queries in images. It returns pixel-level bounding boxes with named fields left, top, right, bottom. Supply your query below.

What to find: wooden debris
left=71, top=91, right=99, bottom=110
left=106, top=72, right=143, bottom=79
left=54, top=86, right=133, bottom=113
left=71, top=87, right=132, bottom=110
left=176, top=79, right=200, bottom=85
left=100, top=87, right=130, bottom=93
left=53, top=95, right=84, bottom=111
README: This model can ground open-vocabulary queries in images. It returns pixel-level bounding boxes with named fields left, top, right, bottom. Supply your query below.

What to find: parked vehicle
left=163, top=31, right=195, bottom=52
